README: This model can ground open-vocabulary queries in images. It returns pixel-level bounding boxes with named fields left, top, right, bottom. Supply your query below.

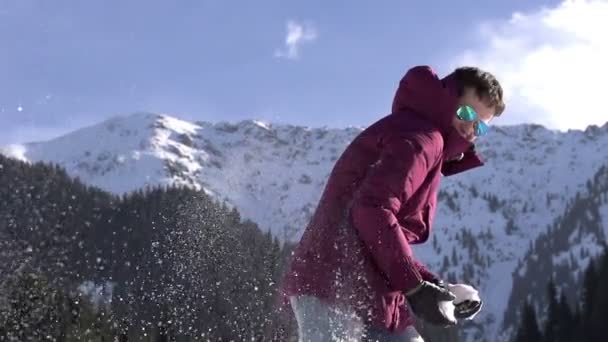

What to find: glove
left=405, top=281, right=457, bottom=327
left=454, top=300, right=482, bottom=319
left=429, top=278, right=447, bottom=288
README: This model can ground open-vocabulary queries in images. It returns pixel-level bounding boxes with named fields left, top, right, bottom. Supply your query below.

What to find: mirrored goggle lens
left=475, top=121, right=490, bottom=136
left=456, top=105, right=477, bottom=121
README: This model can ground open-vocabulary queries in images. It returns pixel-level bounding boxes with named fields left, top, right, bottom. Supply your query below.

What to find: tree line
left=0, top=154, right=297, bottom=341
left=514, top=248, right=608, bottom=342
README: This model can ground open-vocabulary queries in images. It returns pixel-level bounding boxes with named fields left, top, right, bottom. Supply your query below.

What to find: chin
left=457, top=130, right=472, bottom=142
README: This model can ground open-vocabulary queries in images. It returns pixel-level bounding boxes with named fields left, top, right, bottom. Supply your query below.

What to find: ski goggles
left=456, top=105, right=490, bottom=137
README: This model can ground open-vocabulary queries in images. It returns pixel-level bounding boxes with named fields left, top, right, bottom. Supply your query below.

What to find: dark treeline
left=513, top=249, right=608, bottom=342
left=0, top=154, right=297, bottom=341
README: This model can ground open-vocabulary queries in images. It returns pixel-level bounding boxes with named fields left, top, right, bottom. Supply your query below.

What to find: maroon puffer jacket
left=281, top=65, right=485, bottom=332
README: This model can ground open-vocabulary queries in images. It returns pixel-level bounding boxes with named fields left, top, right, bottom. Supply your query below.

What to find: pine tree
left=442, top=255, right=450, bottom=270
left=556, top=292, right=574, bottom=342
left=514, top=300, right=543, bottom=342
left=451, top=248, right=458, bottom=266
left=589, top=250, right=608, bottom=342
left=505, top=218, right=518, bottom=235
left=543, top=280, right=559, bottom=342
left=581, top=259, right=598, bottom=320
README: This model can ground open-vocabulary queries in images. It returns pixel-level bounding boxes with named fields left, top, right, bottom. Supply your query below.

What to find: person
left=280, top=65, right=505, bottom=341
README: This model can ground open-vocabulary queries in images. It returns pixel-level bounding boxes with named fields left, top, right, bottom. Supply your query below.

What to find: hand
left=405, top=281, right=457, bottom=327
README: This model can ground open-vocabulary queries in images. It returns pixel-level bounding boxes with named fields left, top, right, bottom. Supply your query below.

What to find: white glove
left=446, top=283, right=482, bottom=320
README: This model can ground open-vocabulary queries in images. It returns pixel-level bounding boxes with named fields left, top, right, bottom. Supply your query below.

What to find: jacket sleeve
left=350, top=133, right=442, bottom=293
left=414, top=260, right=439, bottom=283
left=441, top=144, right=484, bottom=176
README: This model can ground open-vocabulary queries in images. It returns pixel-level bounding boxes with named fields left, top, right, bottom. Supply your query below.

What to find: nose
left=467, top=123, right=477, bottom=139
left=467, top=126, right=477, bottom=141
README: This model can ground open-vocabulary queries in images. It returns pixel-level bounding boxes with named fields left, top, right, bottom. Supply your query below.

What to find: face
left=451, top=87, right=496, bottom=142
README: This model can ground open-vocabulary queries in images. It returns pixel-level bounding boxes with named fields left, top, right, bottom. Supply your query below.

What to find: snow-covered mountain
left=499, top=164, right=608, bottom=340
left=2, top=112, right=607, bottom=341
left=1, top=112, right=359, bottom=241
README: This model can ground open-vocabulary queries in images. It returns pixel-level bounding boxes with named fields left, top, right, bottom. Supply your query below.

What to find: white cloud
left=450, top=0, right=608, bottom=131
left=274, top=20, right=317, bottom=60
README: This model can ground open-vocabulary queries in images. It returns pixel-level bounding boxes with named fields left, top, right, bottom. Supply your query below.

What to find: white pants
left=290, top=295, right=424, bottom=342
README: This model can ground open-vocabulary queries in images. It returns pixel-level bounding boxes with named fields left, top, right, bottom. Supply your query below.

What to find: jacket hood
left=391, top=65, right=458, bottom=132
left=391, top=65, right=484, bottom=176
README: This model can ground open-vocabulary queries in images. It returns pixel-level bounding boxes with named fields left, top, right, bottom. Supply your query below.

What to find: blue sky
left=2, top=0, right=607, bottom=145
